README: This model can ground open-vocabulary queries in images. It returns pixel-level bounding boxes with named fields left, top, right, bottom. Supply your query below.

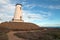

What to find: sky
left=0, top=0, right=60, bottom=27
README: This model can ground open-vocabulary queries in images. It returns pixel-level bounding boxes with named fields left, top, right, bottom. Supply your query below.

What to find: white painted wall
left=14, top=5, right=22, bottom=19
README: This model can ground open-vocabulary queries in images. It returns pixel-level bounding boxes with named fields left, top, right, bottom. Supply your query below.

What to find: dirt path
left=7, top=31, right=25, bottom=40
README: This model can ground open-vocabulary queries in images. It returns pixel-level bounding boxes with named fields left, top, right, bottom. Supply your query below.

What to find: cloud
left=19, top=0, right=36, bottom=9
left=0, top=13, right=13, bottom=22
left=48, top=5, right=60, bottom=9
left=40, top=11, right=52, bottom=16
left=22, top=10, right=52, bottom=22
left=39, top=4, right=60, bottom=9
left=0, top=0, right=9, bottom=4
left=21, top=0, right=60, bottom=10
left=21, top=1, right=60, bottom=10
left=23, top=4, right=36, bottom=9
left=0, top=0, right=15, bottom=22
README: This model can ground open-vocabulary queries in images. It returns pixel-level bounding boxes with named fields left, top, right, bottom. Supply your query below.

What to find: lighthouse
left=12, top=4, right=24, bottom=22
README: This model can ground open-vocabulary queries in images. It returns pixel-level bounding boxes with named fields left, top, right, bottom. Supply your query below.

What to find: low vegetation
left=0, top=27, right=60, bottom=40
left=14, top=28, right=60, bottom=40
left=0, top=32, right=8, bottom=40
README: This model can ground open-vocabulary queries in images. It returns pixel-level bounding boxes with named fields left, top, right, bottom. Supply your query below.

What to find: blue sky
left=0, top=0, right=60, bottom=27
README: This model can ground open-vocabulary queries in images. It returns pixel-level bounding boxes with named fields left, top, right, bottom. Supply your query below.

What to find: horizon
left=0, top=0, right=60, bottom=27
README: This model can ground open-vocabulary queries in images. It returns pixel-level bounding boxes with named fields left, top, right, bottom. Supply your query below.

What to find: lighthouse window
left=20, top=8, right=21, bottom=10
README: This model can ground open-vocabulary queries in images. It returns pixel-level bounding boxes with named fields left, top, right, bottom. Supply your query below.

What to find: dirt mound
left=0, top=22, right=40, bottom=31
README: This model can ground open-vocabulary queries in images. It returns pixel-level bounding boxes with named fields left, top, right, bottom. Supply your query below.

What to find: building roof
left=0, top=22, right=40, bottom=31
left=16, top=3, right=22, bottom=6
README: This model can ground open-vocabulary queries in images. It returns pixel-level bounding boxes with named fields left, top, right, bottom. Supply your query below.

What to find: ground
left=0, top=27, right=60, bottom=40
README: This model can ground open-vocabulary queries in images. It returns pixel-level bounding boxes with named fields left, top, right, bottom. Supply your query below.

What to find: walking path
left=7, top=31, right=25, bottom=40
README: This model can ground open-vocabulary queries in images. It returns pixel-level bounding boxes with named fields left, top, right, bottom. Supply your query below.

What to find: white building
left=12, top=4, right=24, bottom=22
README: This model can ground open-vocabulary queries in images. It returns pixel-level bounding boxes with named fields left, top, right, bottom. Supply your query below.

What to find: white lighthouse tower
left=12, top=4, right=24, bottom=22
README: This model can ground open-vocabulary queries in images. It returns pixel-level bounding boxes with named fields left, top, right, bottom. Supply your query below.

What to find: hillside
left=0, top=22, right=40, bottom=31
left=0, top=27, right=60, bottom=40
left=14, top=28, right=60, bottom=40
left=0, top=22, right=60, bottom=40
